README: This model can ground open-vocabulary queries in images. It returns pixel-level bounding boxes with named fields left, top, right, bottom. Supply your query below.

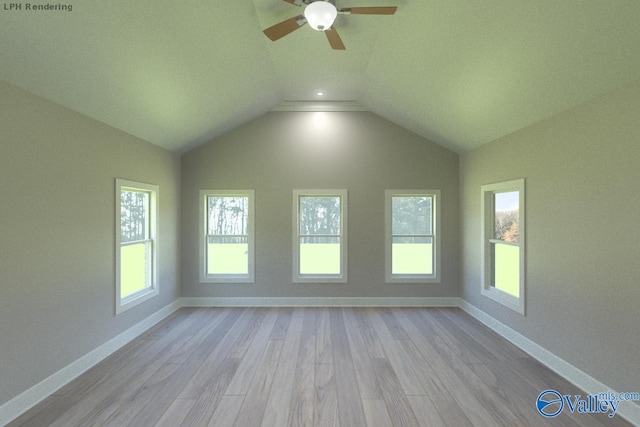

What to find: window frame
left=480, top=178, right=526, bottom=315
left=115, top=179, right=159, bottom=315
left=199, top=190, right=255, bottom=283
left=385, top=190, right=441, bottom=283
left=293, top=189, right=348, bottom=283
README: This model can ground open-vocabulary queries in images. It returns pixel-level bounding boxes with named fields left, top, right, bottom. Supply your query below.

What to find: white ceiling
left=2, top=0, right=640, bottom=153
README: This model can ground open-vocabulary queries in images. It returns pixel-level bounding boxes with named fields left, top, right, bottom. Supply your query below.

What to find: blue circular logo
left=537, top=389, right=564, bottom=417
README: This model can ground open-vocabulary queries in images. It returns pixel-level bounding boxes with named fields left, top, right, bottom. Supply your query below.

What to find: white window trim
left=385, top=190, right=441, bottom=283
left=199, top=190, right=255, bottom=283
left=115, top=179, right=159, bottom=315
left=480, top=178, right=525, bottom=315
left=293, top=189, right=348, bottom=283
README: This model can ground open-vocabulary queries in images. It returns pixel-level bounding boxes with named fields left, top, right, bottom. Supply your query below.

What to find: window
left=293, top=190, right=347, bottom=283
left=385, top=190, right=440, bottom=282
left=200, top=190, right=255, bottom=283
left=115, top=179, right=158, bottom=314
left=481, top=179, right=525, bottom=314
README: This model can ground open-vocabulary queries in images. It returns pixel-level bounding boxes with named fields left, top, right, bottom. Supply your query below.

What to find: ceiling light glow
left=304, top=1, right=338, bottom=31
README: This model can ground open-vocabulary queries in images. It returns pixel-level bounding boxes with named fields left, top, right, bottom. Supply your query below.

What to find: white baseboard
left=179, top=296, right=462, bottom=307
left=459, top=300, right=640, bottom=425
left=0, top=300, right=181, bottom=426
left=4, top=297, right=638, bottom=426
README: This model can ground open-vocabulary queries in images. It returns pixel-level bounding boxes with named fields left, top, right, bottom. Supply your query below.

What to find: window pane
left=120, top=241, right=150, bottom=298
left=207, top=236, right=249, bottom=275
left=299, top=236, right=340, bottom=274
left=207, top=196, right=249, bottom=236
left=392, top=236, right=433, bottom=274
left=299, top=196, right=341, bottom=235
left=120, top=191, right=149, bottom=243
left=392, top=196, right=431, bottom=235
left=492, top=242, right=520, bottom=297
left=494, top=191, right=519, bottom=243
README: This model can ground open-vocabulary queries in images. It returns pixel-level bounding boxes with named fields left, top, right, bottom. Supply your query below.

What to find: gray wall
left=0, top=81, right=181, bottom=406
left=460, top=79, right=640, bottom=395
left=181, top=111, right=460, bottom=300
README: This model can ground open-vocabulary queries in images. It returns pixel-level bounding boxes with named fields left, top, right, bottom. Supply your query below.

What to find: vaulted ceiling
left=2, top=0, right=640, bottom=153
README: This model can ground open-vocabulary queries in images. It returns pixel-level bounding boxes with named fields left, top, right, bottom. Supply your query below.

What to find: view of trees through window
left=298, top=195, right=342, bottom=276
left=206, top=196, right=249, bottom=275
left=120, top=190, right=149, bottom=243
left=494, top=191, right=519, bottom=243
left=299, top=196, right=341, bottom=241
left=390, top=195, right=434, bottom=275
left=492, top=191, right=520, bottom=297
left=119, top=188, right=152, bottom=299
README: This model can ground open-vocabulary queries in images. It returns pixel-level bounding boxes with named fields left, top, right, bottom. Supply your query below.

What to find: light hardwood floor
left=8, top=307, right=635, bottom=426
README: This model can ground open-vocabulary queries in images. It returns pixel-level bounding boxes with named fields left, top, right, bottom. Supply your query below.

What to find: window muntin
left=386, top=190, right=440, bottom=282
left=200, top=190, right=254, bottom=283
left=293, top=190, right=347, bottom=282
left=116, top=179, right=159, bottom=314
left=481, top=179, right=525, bottom=314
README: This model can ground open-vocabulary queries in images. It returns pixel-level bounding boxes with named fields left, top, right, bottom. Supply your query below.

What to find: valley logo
left=536, top=389, right=640, bottom=419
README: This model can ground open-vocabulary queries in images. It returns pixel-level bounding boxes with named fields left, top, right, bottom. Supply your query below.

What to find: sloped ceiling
left=1, top=0, right=640, bottom=153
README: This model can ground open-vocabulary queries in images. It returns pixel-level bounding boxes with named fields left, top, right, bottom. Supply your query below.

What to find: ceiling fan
left=262, top=0, right=397, bottom=50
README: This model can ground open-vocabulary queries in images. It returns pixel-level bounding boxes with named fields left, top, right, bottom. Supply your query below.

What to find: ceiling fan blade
left=282, top=0, right=303, bottom=5
left=339, top=6, right=397, bottom=15
left=263, top=15, right=307, bottom=41
left=325, top=27, right=346, bottom=50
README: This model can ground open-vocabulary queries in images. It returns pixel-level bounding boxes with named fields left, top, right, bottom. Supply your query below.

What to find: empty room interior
left=1, top=1, right=640, bottom=425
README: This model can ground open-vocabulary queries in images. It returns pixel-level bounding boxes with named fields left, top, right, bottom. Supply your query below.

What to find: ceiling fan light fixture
left=304, top=1, right=337, bottom=31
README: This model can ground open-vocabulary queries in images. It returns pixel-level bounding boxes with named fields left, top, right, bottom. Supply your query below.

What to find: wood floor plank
left=371, top=358, right=420, bottom=427
left=316, top=308, right=334, bottom=364
left=287, top=308, right=318, bottom=427
left=395, top=339, right=474, bottom=427
left=102, top=362, right=184, bottom=427
left=177, top=308, right=252, bottom=399
left=122, top=308, right=247, bottom=426
left=354, top=308, right=387, bottom=358
left=329, top=308, right=368, bottom=426
left=370, top=309, right=426, bottom=396
left=207, top=396, right=244, bottom=427
left=362, top=398, right=393, bottom=427
left=407, top=395, right=447, bottom=427
left=315, top=362, right=340, bottom=427
left=9, top=307, right=632, bottom=427
left=23, top=309, right=191, bottom=425
left=178, top=358, right=241, bottom=426
left=233, top=338, right=284, bottom=427
left=225, top=308, right=279, bottom=395
left=408, top=309, right=536, bottom=426
left=398, top=313, right=506, bottom=427
left=342, top=307, right=382, bottom=399
left=261, top=319, right=303, bottom=427
left=379, top=308, right=410, bottom=340
left=416, top=309, right=483, bottom=364
left=155, top=398, right=195, bottom=427
left=270, top=307, right=294, bottom=339
left=47, top=309, right=221, bottom=427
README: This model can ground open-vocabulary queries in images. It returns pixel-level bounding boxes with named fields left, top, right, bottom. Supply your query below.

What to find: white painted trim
left=459, top=300, right=640, bottom=425
left=272, top=101, right=368, bottom=112
left=199, top=190, right=255, bottom=283
left=180, top=296, right=462, bottom=307
left=0, top=300, right=181, bottom=426
left=115, top=179, right=160, bottom=315
left=384, top=190, right=441, bottom=283
left=293, top=190, right=348, bottom=284
left=5, top=297, right=638, bottom=426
